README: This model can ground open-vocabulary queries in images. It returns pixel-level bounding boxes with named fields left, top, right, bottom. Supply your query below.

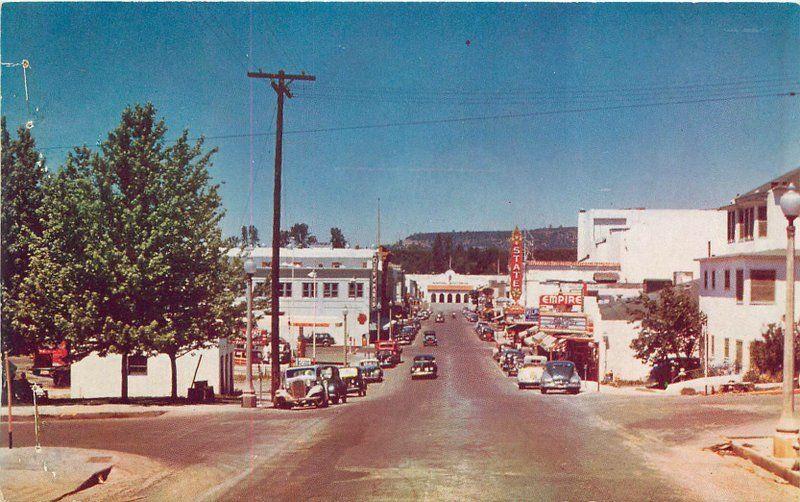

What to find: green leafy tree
left=630, top=286, right=706, bottom=366
left=749, top=324, right=800, bottom=380
left=330, top=227, right=346, bottom=248
left=1, top=118, right=46, bottom=355
left=290, top=223, right=311, bottom=248
left=15, top=104, right=242, bottom=400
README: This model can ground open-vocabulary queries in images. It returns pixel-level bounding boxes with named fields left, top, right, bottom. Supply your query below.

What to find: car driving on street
left=339, top=366, right=367, bottom=397
left=540, top=360, right=581, bottom=394
left=423, top=331, right=438, bottom=346
left=435, top=312, right=445, bottom=323
left=411, top=355, right=438, bottom=379
left=301, top=332, right=336, bottom=347
left=358, top=358, right=384, bottom=382
left=274, top=365, right=330, bottom=409
left=517, top=355, right=547, bottom=389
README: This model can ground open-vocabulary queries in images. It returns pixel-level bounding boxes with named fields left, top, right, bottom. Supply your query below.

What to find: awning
left=524, top=331, right=561, bottom=351
left=593, top=272, right=619, bottom=283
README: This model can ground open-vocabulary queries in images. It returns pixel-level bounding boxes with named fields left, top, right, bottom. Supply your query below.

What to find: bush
left=749, top=324, right=800, bottom=380
left=680, top=387, right=697, bottom=396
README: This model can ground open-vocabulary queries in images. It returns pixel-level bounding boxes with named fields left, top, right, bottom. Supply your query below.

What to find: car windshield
left=414, top=355, right=434, bottom=362
left=546, top=362, right=575, bottom=378
left=359, top=359, right=378, bottom=367
left=286, top=367, right=316, bottom=379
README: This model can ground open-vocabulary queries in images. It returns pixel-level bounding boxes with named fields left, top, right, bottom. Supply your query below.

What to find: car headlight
left=328, top=384, right=336, bottom=392
left=542, top=375, right=553, bottom=383
left=570, top=375, right=581, bottom=383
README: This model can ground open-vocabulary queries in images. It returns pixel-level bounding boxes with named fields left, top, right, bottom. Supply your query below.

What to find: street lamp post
left=342, top=305, right=349, bottom=365
left=308, top=270, right=318, bottom=360
left=242, top=258, right=257, bottom=408
left=776, top=183, right=800, bottom=457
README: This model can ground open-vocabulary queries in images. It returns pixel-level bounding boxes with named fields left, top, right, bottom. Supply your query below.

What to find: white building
left=229, top=247, right=405, bottom=349
left=699, top=168, right=800, bottom=372
left=70, top=340, right=235, bottom=399
left=577, top=208, right=726, bottom=283
left=405, top=270, right=509, bottom=305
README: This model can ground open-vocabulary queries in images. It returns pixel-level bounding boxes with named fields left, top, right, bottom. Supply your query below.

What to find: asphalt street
left=8, top=311, right=796, bottom=501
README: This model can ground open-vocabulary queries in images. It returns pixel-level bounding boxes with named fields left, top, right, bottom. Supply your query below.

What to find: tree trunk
left=120, top=352, right=129, bottom=403
left=168, top=351, right=178, bottom=401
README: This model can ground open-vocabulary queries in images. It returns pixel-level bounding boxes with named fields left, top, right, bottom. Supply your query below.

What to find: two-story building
left=228, top=247, right=405, bottom=350
left=699, top=168, right=800, bottom=372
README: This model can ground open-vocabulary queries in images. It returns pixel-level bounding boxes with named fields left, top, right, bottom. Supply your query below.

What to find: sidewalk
left=0, top=446, right=163, bottom=502
left=3, top=401, right=252, bottom=421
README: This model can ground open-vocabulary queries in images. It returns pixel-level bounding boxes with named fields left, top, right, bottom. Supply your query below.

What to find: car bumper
left=541, top=383, right=580, bottom=392
left=411, top=371, right=435, bottom=378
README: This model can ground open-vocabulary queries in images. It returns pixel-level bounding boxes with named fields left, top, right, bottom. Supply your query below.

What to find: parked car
left=423, top=331, right=438, bottom=346
left=517, top=355, right=547, bottom=389
left=411, top=355, right=438, bottom=379
left=358, top=358, right=384, bottom=382
left=435, top=313, right=445, bottom=323
left=317, top=364, right=348, bottom=403
left=264, top=337, right=292, bottom=365
left=540, top=360, right=581, bottom=394
left=274, top=365, right=330, bottom=408
left=339, top=366, right=367, bottom=397
left=301, top=332, right=335, bottom=347
left=648, top=357, right=702, bottom=389
left=501, top=350, right=524, bottom=376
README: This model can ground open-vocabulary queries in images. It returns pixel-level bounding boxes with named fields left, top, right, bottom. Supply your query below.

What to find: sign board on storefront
left=508, top=227, right=524, bottom=302
left=370, top=253, right=379, bottom=309
left=539, top=294, right=584, bottom=307
left=539, top=313, right=588, bottom=333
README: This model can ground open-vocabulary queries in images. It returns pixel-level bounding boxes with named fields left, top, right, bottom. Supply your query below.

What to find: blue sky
left=2, top=3, right=798, bottom=246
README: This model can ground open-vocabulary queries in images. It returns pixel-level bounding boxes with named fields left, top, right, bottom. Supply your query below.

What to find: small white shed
left=70, top=338, right=235, bottom=399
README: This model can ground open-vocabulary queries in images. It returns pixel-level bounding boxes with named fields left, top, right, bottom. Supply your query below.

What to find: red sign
left=358, top=313, right=367, bottom=325
left=509, top=227, right=524, bottom=301
left=539, top=294, right=584, bottom=307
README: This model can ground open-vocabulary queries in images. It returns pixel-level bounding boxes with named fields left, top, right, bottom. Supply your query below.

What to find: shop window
left=128, top=355, right=148, bottom=376
left=302, top=282, right=316, bottom=298
left=735, top=270, right=744, bottom=302
left=323, top=282, right=339, bottom=298
left=750, top=269, right=776, bottom=304
left=348, top=282, right=364, bottom=299
left=724, top=270, right=730, bottom=290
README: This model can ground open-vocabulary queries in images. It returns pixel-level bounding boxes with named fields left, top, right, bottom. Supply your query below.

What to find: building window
left=711, top=270, right=716, bottom=290
left=724, top=338, right=730, bottom=360
left=323, top=282, right=339, bottom=298
left=278, top=282, right=292, bottom=298
left=703, top=271, right=708, bottom=289
left=750, top=269, right=776, bottom=303
left=740, top=207, right=755, bottom=240
left=735, top=269, right=744, bottom=302
left=332, top=262, right=342, bottom=269
left=724, top=270, right=730, bottom=290
left=302, top=282, right=316, bottom=298
left=727, top=210, right=736, bottom=242
left=362, top=261, right=368, bottom=268
left=735, top=340, right=744, bottom=372
left=348, top=282, right=364, bottom=299
left=711, top=335, right=715, bottom=358
left=128, top=355, right=148, bottom=376
left=756, top=205, right=767, bottom=237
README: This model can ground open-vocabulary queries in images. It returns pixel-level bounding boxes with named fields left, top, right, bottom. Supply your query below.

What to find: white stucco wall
left=595, top=319, right=650, bottom=381
left=70, top=340, right=234, bottom=399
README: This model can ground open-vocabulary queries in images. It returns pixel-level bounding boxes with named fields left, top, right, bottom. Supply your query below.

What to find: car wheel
left=318, top=396, right=329, bottom=408
left=359, top=388, right=366, bottom=397
left=518, top=383, right=524, bottom=390
left=331, top=395, right=340, bottom=404
left=341, top=394, right=347, bottom=404
left=569, top=389, right=580, bottom=395
left=274, top=397, right=286, bottom=409
left=540, top=388, right=547, bottom=394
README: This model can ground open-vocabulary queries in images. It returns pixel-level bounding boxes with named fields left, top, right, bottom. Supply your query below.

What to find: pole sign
left=370, top=252, right=379, bottom=310
left=509, top=227, right=524, bottom=302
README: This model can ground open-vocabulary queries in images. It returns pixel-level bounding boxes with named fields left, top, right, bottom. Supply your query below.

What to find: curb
left=11, top=411, right=167, bottom=422
left=729, top=440, right=800, bottom=488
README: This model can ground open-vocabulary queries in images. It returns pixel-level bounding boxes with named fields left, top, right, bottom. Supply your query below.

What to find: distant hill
left=401, top=227, right=577, bottom=251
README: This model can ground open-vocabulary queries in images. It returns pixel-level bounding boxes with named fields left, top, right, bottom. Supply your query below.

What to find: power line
left=37, top=89, right=797, bottom=152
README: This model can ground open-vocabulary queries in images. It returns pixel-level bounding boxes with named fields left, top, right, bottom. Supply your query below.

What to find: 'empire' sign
left=509, top=227, right=524, bottom=301
left=539, top=294, right=584, bottom=307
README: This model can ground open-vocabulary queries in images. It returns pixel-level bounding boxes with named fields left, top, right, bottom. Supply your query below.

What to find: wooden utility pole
left=247, top=69, right=315, bottom=400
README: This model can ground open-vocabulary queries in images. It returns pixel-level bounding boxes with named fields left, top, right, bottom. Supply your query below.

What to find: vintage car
left=422, top=331, right=438, bottom=346
left=375, top=340, right=402, bottom=359
left=435, top=313, right=445, bottom=323
left=301, top=332, right=335, bottom=347
left=493, top=345, right=515, bottom=363
left=540, top=360, right=581, bottom=394
left=517, top=355, right=548, bottom=389
left=501, top=350, right=524, bottom=376
left=376, top=349, right=397, bottom=367
left=339, top=366, right=367, bottom=397
left=411, top=355, right=438, bottom=379
left=358, top=358, right=384, bottom=382
left=273, top=365, right=330, bottom=409
left=398, top=326, right=416, bottom=345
